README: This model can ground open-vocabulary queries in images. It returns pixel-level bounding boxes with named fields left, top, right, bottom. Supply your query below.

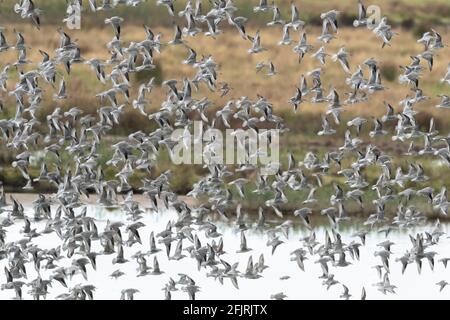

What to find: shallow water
left=1, top=201, right=450, bottom=300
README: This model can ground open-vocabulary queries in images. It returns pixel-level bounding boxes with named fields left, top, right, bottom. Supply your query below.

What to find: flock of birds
left=0, top=0, right=450, bottom=300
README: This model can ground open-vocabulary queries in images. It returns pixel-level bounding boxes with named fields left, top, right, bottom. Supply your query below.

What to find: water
left=1, top=200, right=449, bottom=300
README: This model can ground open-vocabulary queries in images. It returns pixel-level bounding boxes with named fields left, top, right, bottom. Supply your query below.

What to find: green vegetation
left=1, top=0, right=450, bottom=220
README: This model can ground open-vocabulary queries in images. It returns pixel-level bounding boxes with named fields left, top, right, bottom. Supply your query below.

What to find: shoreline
left=4, top=192, right=450, bottom=222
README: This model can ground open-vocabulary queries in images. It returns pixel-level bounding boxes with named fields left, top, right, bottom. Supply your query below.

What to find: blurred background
left=1, top=0, right=450, bottom=216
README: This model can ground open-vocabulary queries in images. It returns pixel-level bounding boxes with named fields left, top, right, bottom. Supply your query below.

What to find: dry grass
left=1, top=23, right=450, bottom=122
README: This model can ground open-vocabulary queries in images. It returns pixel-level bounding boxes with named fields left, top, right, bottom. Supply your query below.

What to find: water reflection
left=0, top=203, right=449, bottom=300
